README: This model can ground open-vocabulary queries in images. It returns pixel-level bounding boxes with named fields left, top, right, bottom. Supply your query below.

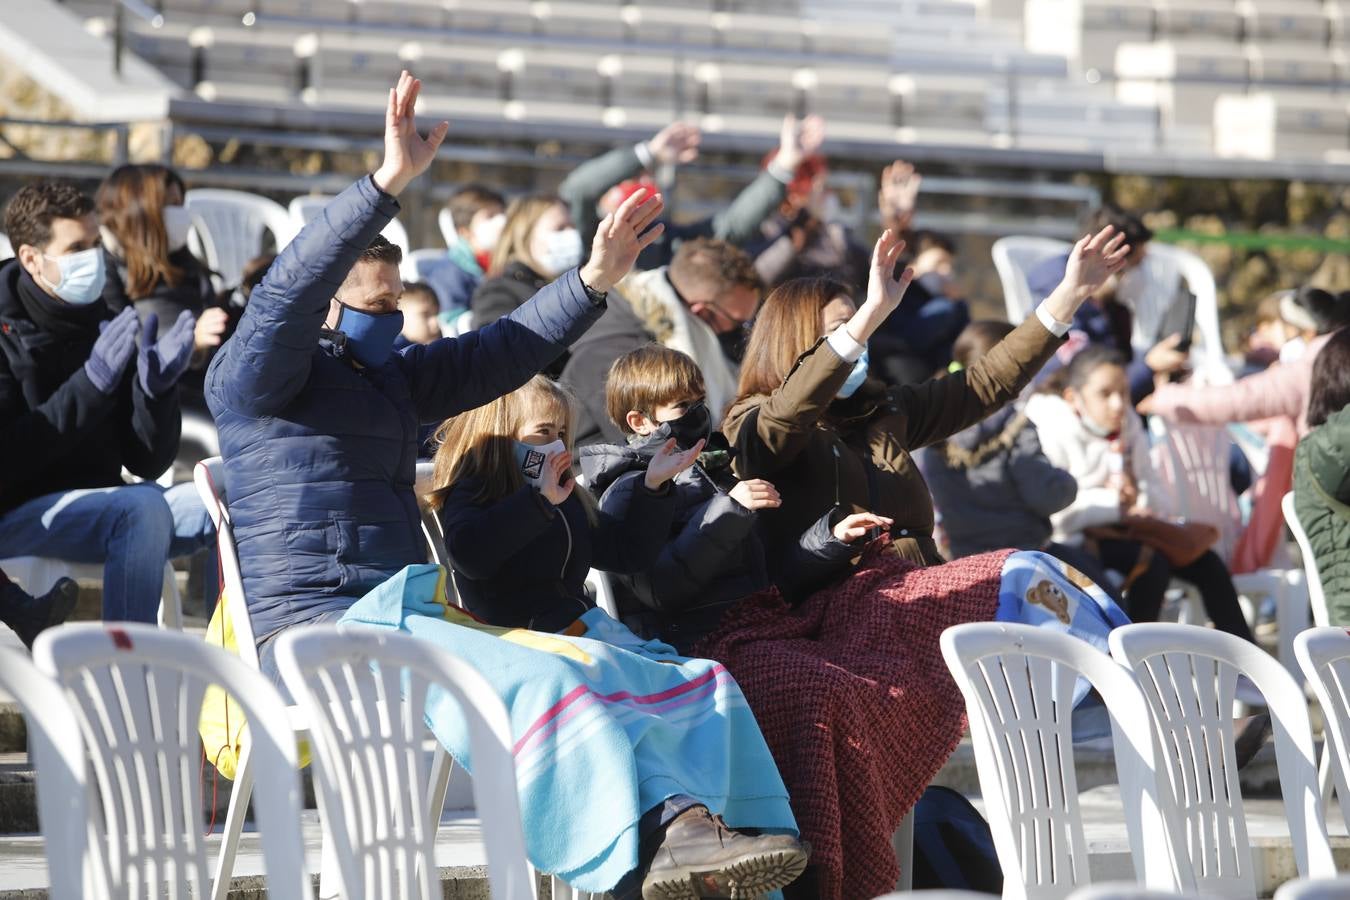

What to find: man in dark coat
left=0, top=179, right=213, bottom=625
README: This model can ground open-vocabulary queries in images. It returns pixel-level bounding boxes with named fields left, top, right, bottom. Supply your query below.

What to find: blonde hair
left=427, top=375, right=578, bottom=510
left=487, top=194, right=564, bottom=277
left=606, top=345, right=707, bottom=435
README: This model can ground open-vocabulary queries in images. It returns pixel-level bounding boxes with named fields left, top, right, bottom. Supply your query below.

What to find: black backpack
left=911, top=786, right=1003, bottom=894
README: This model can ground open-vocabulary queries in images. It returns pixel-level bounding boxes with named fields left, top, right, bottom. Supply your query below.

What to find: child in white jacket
left=1026, top=345, right=1254, bottom=642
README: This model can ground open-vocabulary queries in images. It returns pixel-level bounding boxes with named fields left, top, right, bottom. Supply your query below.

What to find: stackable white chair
left=1284, top=492, right=1331, bottom=629
left=33, top=622, right=308, bottom=900
left=1275, top=875, right=1350, bottom=899
left=990, top=236, right=1069, bottom=324
left=0, top=232, right=12, bottom=260
left=941, top=623, right=1194, bottom=900
left=185, top=188, right=293, bottom=288
left=1145, top=243, right=1229, bottom=384
left=275, top=626, right=535, bottom=900
left=0, top=644, right=89, bottom=900
left=437, top=208, right=457, bottom=247
left=0, top=555, right=181, bottom=630
left=1066, top=886, right=1190, bottom=900
left=1109, top=623, right=1335, bottom=897
left=287, top=194, right=412, bottom=262
left=1295, top=628, right=1350, bottom=822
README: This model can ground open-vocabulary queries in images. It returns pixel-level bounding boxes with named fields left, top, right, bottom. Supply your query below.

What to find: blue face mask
left=333, top=302, right=404, bottom=368
left=41, top=247, right=106, bottom=306
left=837, top=346, right=870, bottom=399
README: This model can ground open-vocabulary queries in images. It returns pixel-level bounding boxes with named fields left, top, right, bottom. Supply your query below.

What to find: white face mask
left=470, top=213, right=505, bottom=255
left=40, top=246, right=107, bottom=305
left=535, top=228, right=583, bottom=277
left=513, top=438, right=567, bottom=488
left=162, top=205, right=193, bottom=252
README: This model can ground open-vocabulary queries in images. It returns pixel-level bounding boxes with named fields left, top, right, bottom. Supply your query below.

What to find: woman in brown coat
left=695, top=226, right=1132, bottom=900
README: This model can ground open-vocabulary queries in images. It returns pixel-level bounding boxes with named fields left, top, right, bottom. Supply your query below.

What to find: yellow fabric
left=198, top=590, right=311, bottom=778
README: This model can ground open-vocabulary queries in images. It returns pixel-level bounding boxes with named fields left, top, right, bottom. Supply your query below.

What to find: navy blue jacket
left=438, top=476, right=676, bottom=632
left=206, top=176, right=606, bottom=643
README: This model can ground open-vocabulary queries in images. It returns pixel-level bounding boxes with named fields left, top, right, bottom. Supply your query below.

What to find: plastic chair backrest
left=1283, top=491, right=1330, bottom=628
left=1294, top=628, right=1350, bottom=829
left=0, top=644, right=90, bottom=900
left=33, top=622, right=309, bottom=900
left=275, top=626, right=535, bottom=900
left=0, top=232, right=12, bottom=260
left=186, top=189, right=293, bottom=289
left=287, top=194, right=412, bottom=260
left=1275, top=875, right=1350, bottom=900
left=1145, top=418, right=1243, bottom=564
left=941, top=623, right=1194, bottom=900
left=438, top=208, right=457, bottom=247
left=193, top=457, right=260, bottom=666
left=1146, top=243, right=1229, bottom=383
left=1108, top=623, right=1335, bottom=895
left=991, top=236, right=1070, bottom=325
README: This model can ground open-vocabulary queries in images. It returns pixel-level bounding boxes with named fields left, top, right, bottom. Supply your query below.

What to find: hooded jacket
left=721, top=315, right=1061, bottom=576
left=206, top=175, right=607, bottom=644
left=0, top=261, right=181, bottom=514
left=1293, top=405, right=1350, bottom=624
left=581, top=431, right=856, bottom=652
left=919, top=405, right=1078, bottom=558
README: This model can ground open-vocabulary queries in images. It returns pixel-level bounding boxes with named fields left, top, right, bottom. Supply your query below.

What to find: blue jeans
left=0, top=483, right=215, bottom=623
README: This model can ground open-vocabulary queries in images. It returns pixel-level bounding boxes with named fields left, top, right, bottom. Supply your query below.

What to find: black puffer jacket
left=581, top=432, right=855, bottom=652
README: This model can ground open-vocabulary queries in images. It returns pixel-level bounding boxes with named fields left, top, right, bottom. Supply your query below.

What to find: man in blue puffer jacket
left=206, top=72, right=667, bottom=675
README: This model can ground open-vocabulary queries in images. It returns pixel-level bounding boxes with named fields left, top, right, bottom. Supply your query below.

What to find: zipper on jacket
left=559, top=507, right=573, bottom=580
left=833, top=444, right=842, bottom=509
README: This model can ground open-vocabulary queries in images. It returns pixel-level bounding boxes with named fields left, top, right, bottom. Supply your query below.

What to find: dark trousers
left=1096, top=539, right=1255, bottom=643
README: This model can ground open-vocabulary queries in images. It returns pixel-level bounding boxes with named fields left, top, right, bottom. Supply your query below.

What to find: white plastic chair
left=1294, top=628, right=1350, bottom=824
left=287, top=194, right=412, bottom=262
left=941, top=622, right=1195, bottom=900
left=185, top=189, right=293, bottom=289
left=1066, top=886, right=1189, bottom=900
left=991, top=236, right=1070, bottom=324
left=1275, top=875, right=1350, bottom=899
left=1145, top=243, right=1230, bottom=384
left=1284, top=492, right=1331, bottom=629
left=0, top=644, right=89, bottom=900
left=0, top=232, right=12, bottom=260
left=0, top=556, right=182, bottom=631
left=1109, top=623, right=1336, bottom=896
left=275, top=626, right=536, bottom=900
left=32, top=622, right=309, bottom=900
left=438, top=208, right=458, bottom=247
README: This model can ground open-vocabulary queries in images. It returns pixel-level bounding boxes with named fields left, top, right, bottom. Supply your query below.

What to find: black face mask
left=652, top=400, right=712, bottom=451
left=718, top=324, right=751, bottom=363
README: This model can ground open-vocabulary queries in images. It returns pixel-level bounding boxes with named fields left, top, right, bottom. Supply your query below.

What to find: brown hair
left=606, top=345, right=708, bottom=435
left=96, top=164, right=187, bottom=298
left=427, top=375, right=577, bottom=509
left=1307, top=327, right=1350, bottom=429
left=488, top=194, right=564, bottom=277
left=4, top=179, right=94, bottom=254
left=735, top=276, right=852, bottom=402
left=447, top=184, right=505, bottom=237
left=668, top=238, right=762, bottom=298
left=356, top=234, right=403, bottom=268
left=400, top=281, right=438, bottom=309
left=952, top=320, right=1015, bottom=370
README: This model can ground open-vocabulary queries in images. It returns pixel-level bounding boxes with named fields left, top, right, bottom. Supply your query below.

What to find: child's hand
left=644, top=438, right=705, bottom=490
left=538, top=450, right=575, bottom=506
left=833, top=512, right=893, bottom=544
left=729, top=479, right=782, bottom=511
left=579, top=189, right=665, bottom=294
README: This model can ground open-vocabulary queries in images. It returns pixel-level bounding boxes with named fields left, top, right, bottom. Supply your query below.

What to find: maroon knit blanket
left=695, top=543, right=1009, bottom=900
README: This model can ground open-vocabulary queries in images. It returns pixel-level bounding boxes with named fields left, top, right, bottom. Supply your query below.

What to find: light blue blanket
left=339, top=564, right=797, bottom=892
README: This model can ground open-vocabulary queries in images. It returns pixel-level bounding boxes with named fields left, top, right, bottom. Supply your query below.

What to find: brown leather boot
left=640, top=806, right=809, bottom=899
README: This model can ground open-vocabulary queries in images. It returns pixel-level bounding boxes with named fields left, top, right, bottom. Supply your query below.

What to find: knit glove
left=136, top=310, right=196, bottom=398
left=83, top=307, right=140, bottom=394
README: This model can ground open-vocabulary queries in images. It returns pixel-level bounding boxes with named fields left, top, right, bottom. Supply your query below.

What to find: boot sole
left=641, top=845, right=810, bottom=899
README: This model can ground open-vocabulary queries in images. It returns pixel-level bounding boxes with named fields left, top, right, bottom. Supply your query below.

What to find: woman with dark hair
left=1292, top=327, right=1350, bottom=624
left=96, top=164, right=226, bottom=378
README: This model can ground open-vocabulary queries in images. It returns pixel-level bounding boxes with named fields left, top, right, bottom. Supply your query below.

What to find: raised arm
left=710, top=115, right=824, bottom=246
left=1140, top=351, right=1313, bottom=427
left=207, top=71, right=447, bottom=418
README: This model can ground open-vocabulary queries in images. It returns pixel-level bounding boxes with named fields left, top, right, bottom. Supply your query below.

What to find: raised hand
left=729, top=479, right=781, bottom=511
left=878, top=160, right=921, bottom=231
left=644, top=437, right=706, bottom=491
left=137, top=309, right=196, bottom=398
left=648, top=121, right=701, bottom=166
left=372, top=70, right=450, bottom=197
left=578, top=188, right=665, bottom=293
left=1062, top=226, right=1130, bottom=304
left=833, top=512, right=894, bottom=544
left=538, top=450, right=575, bottom=506
left=865, top=229, right=914, bottom=317
left=775, top=114, right=826, bottom=172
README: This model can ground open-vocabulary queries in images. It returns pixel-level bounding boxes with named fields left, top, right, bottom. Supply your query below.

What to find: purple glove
left=136, top=310, right=196, bottom=397
left=83, top=307, right=140, bottom=394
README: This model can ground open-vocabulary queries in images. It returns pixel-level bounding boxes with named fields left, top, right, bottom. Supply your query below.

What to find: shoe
left=1234, top=713, right=1272, bottom=771
left=641, top=806, right=809, bottom=899
left=0, top=577, right=79, bottom=649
